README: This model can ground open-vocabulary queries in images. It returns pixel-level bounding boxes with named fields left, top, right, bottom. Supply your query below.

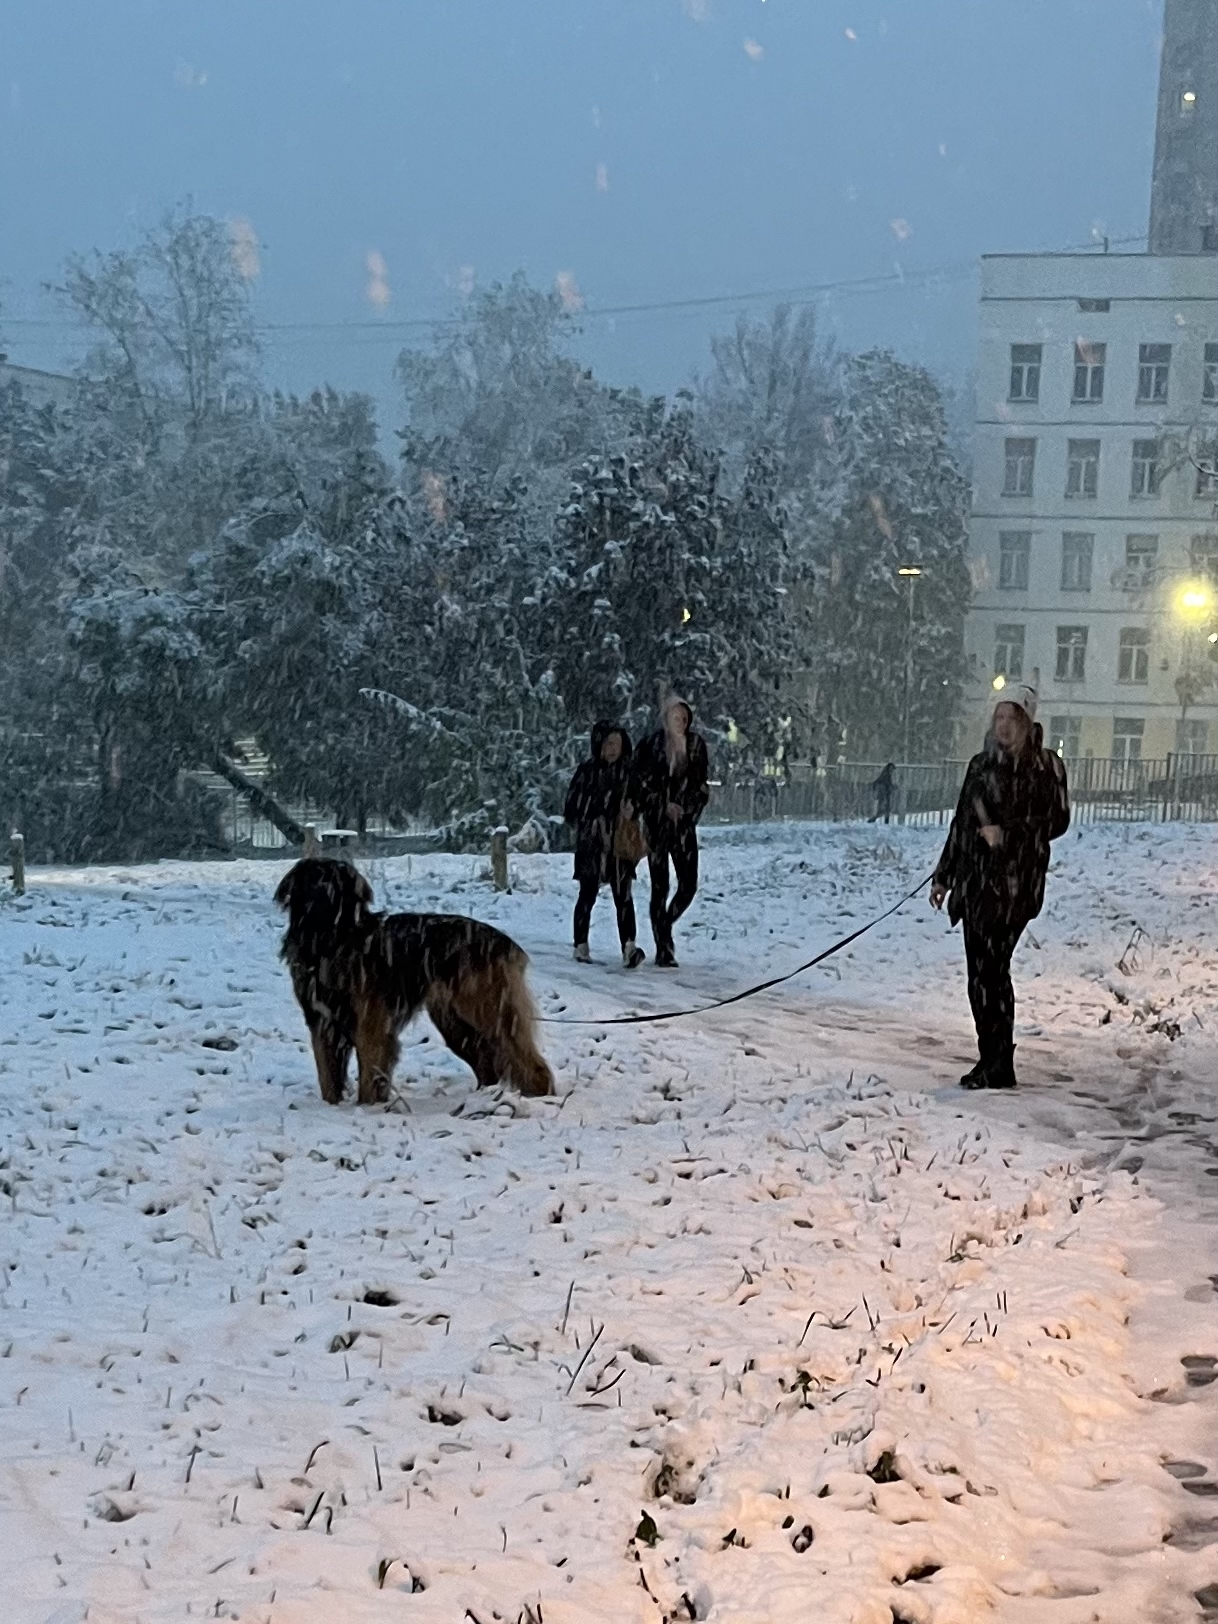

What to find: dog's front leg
left=354, top=997, right=398, bottom=1105
left=309, top=1023, right=350, bottom=1105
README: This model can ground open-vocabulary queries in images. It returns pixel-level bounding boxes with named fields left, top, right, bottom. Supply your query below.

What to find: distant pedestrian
left=930, top=685, right=1070, bottom=1089
left=564, top=722, right=645, bottom=968
left=628, top=696, right=710, bottom=968
left=870, top=762, right=896, bottom=823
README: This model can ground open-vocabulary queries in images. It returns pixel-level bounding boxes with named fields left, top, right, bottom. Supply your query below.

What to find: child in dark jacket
left=564, top=722, right=645, bottom=968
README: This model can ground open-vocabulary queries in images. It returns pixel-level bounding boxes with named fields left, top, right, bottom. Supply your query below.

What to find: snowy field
left=1, top=822, right=1216, bottom=1624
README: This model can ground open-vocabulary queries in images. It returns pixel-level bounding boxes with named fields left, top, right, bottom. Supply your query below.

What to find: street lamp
left=897, top=566, right=923, bottom=763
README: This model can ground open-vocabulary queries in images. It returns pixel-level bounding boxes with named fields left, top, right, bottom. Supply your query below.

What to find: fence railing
left=705, top=755, right=1218, bottom=827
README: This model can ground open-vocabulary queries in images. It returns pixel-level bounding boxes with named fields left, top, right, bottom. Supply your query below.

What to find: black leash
left=541, top=871, right=935, bottom=1027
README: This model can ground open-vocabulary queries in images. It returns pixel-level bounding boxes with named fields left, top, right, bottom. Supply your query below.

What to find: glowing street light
left=1176, top=580, right=1214, bottom=619
left=991, top=674, right=1007, bottom=692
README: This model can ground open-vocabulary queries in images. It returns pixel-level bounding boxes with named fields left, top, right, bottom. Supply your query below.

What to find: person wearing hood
left=627, top=696, right=710, bottom=968
left=564, top=722, right=645, bottom=968
left=930, top=684, right=1070, bottom=1089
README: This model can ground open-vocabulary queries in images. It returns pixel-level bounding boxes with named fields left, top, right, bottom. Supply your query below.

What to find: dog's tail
left=496, top=953, right=555, bottom=1098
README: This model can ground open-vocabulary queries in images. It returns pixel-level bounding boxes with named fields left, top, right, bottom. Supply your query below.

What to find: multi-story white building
left=961, top=0, right=1218, bottom=765
left=963, top=253, right=1217, bottom=762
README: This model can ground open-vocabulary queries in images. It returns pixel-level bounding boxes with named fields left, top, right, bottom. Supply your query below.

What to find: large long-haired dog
left=274, top=858, right=554, bottom=1103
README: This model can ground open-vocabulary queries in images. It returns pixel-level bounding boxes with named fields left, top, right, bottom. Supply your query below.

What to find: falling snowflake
left=682, top=0, right=709, bottom=20
left=596, top=163, right=609, bottom=193
left=173, top=62, right=207, bottom=88
left=890, top=218, right=913, bottom=241
left=743, top=38, right=764, bottom=61
left=555, top=271, right=584, bottom=313
left=844, top=27, right=857, bottom=41
left=228, top=217, right=260, bottom=281
left=366, top=250, right=390, bottom=309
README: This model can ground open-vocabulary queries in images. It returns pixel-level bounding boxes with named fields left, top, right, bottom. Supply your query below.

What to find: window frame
left=1065, top=438, right=1100, bottom=499
left=998, top=530, right=1031, bottom=591
left=1072, top=341, right=1106, bottom=404
left=1117, top=626, right=1151, bottom=685
left=1136, top=342, right=1171, bottom=404
left=993, top=622, right=1026, bottom=680
left=1060, top=531, right=1094, bottom=592
left=1204, top=343, right=1218, bottom=404
left=1112, top=716, right=1145, bottom=763
left=1055, top=624, right=1089, bottom=683
left=1008, top=344, right=1042, bottom=403
left=1047, top=715, right=1082, bottom=760
left=1003, top=437, right=1036, bottom=498
left=1124, top=533, right=1159, bottom=582
left=1130, top=438, right=1163, bottom=498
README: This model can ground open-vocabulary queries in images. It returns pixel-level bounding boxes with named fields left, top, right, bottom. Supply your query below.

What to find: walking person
left=628, top=696, right=710, bottom=969
left=564, top=722, right=646, bottom=968
left=870, top=762, right=896, bottom=823
left=930, top=685, right=1070, bottom=1089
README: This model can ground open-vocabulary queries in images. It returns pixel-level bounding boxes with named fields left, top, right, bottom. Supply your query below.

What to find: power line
left=0, top=233, right=1148, bottom=340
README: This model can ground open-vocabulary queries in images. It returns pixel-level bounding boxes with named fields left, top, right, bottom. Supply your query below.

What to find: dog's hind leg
left=353, top=994, right=399, bottom=1105
left=449, top=962, right=555, bottom=1098
left=425, top=989, right=501, bottom=1091
left=309, top=1022, right=350, bottom=1104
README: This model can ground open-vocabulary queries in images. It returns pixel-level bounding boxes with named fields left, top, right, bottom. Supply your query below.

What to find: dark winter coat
left=934, top=740, right=1070, bottom=930
left=629, top=704, right=710, bottom=851
left=564, top=723, right=633, bottom=883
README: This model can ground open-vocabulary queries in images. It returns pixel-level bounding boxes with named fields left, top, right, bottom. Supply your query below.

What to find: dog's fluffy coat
left=275, top=858, right=554, bottom=1103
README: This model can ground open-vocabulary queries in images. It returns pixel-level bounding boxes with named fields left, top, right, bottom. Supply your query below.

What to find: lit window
left=1181, top=88, right=1197, bottom=113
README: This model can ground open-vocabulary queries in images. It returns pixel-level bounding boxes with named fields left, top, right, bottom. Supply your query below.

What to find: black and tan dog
left=274, top=858, right=554, bottom=1103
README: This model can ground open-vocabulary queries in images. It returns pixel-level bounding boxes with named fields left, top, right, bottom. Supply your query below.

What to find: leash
left=541, top=871, right=935, bottom=1027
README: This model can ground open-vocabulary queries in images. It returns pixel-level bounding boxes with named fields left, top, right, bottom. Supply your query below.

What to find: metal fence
left=705, top=755, right=1218, bottom=827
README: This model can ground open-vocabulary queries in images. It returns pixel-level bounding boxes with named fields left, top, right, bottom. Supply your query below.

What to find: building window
left=1003, top=437, right=1036, bottom=497
left=1197, top=458, right=1218, bottom=500
left=998, top=531, right=1031, bottom=590
left=1066, top=438, right=1100, bottom=498
left=1125, top=533, right=1159, bottom=584
left=1008, top=344, right=1042, bottom=402
left=1192, top=534, right=1218, bottom=581
left=1047, top=716, right=1082, bottom=760
left=1055, top=625, right=1088, bottom=682
left=1136, top=343, right=1171, bottom=403
left=1203, top=224, right=1218, bottom=253
left=1176, top=718, right=1209, bottom=758
left=1077, top=298, right=1110, bottom=313
left=994, top=623, right=1025, bottom=680
left=1205, top=343, right=1218, bottom=403
left=1072, top=342, right=1106, bottom=403
left=1061, top=532, right=1094, bottom=591
left=1130, top=438, right=1162, bottom=497
left=1112, top=717, right=1145, bottom=762
left=1117, top=626, right=1150, bottom=684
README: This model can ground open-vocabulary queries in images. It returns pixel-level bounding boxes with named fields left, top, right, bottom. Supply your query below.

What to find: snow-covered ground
left=1, top=822, right=1216, bottom=1624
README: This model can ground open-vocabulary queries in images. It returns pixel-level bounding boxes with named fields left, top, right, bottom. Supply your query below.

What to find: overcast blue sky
left=1, top=0, right=1164, bottom=426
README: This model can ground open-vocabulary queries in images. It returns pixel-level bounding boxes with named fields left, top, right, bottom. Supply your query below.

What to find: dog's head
left=274, top=858, right=374, bottom=949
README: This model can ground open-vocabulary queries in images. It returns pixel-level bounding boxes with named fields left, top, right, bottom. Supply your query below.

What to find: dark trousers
left=647, top=823, right=699, bottom=952
left=574, top=861, right=637, bottom=948
left=963, top=914, right=1025, bottom=1060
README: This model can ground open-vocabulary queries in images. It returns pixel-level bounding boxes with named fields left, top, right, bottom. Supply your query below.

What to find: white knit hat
left=996, top=681, right=1038, bottom=723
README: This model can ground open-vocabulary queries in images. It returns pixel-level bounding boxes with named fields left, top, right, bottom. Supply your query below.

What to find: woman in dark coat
left=931, top=685, right=1070, bottom=1089
left=564, top=722, right=645, bottom=968
left=627, top=696, right=710, bottom=968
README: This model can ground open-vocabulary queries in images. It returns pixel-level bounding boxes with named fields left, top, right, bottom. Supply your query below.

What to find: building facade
left=1149, top=0, right=1218, bottom=255
left=0, top=356, right=75, bottom=411
left=962, top=251, right=1218, bottom=763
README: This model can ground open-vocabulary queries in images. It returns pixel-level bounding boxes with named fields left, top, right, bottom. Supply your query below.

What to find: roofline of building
left=980, top=251, right=1216, bottom=263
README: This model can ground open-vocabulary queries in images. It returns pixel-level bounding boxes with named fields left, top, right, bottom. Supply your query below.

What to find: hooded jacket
left=629, top=698, right=710, bottom=847
left=564, top=722, right=634, bottom=882
left=934, top=735, right=1070, bottom=930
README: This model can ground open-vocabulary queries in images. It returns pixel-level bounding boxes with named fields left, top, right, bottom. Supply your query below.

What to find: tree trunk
left=209, top=752, right=307, bottom=845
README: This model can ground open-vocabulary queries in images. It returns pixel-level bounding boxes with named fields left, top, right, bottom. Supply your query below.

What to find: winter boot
left=982, top=1045, right=1017, bottom=1089
left=959, top=1058, right=987, bottom=1089
left=654, top=944, right=679, bottom=969
left=623, top=942, right=645, bottom=970
left=573, top=942, right=591, bottom=964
